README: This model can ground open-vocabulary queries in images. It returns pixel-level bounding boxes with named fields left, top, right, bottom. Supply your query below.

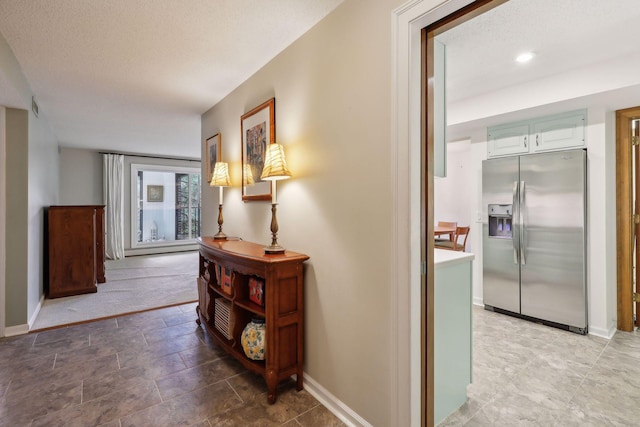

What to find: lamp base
left=213, top=231, right=227, bottom=240
left=264, top=244, right=285, bottom=254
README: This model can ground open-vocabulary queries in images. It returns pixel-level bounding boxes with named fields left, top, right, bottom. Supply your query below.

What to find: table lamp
left=210, top=161, right=231, bottom=240
left=260, top=143, right=291, bottom=254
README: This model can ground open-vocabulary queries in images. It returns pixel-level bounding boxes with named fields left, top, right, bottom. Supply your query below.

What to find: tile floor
left=440, top=306, right=640, bottom=426
left=0, top=303, right=345, bottom=427
left=4, top=302, right=639, bottom=426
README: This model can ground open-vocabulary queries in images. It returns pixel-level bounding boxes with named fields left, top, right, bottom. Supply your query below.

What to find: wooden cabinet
left=487, top=109, right=586, bottom=158
left=46, top=205, right=105, bottom=298
left=196, top=237, right=309, bottom=404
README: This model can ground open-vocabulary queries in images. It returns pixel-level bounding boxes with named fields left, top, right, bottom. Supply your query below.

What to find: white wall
left=434, top=140, right=473, bottom=234
left=59, top=147, right=103, bottom=205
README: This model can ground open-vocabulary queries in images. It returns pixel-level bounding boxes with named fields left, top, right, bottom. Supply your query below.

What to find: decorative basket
left=214, top=298, right=233, bottom=340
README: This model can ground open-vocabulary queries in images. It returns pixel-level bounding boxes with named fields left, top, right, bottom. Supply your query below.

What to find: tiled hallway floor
left=0, top=303, right=344, bottom=427
left=440, top=307, right=640, bottom=426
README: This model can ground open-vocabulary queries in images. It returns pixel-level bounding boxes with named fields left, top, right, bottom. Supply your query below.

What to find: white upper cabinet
left=487, top=109, right=587, bottom=158
left=531, top=110, right=586, bottom=153
left=487, top=123, right=530, bottom=158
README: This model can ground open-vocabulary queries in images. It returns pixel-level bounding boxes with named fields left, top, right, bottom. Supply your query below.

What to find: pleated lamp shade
left=243, top=164, right=255, bottom=185
left=210, top=162, right=231, bottom=187
left=261, top=143, right=291, bottom=181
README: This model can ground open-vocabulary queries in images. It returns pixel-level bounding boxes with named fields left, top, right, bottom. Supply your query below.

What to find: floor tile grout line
left=225, top=378, right=244, bottom=403
left=291, top=403, right=321, bottom=421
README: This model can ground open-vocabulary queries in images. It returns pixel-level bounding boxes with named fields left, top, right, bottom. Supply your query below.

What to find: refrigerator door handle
left=513, top=181, right=519, bottom=264
left=520, top=180, right=526, bottom=265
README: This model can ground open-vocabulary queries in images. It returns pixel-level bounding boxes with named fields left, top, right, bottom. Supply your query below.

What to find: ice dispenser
left=488, top=204, right=512, bottom=238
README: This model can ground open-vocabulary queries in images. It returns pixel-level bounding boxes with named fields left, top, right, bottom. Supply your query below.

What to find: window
left=130, top=164, right=201, bottom=248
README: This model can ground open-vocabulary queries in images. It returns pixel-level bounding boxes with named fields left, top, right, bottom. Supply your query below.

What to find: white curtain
left=103, top=154, right=125, bottom=260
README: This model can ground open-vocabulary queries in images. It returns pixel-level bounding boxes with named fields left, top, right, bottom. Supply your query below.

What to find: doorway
left=616, top=106, right=640, bottom=331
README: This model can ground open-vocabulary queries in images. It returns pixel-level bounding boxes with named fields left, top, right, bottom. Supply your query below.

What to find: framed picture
left=205, top=133, right=222, bottom=183
left=147, top=185, right=164, bottom=202
left=241, top=98, right=275, bottom=201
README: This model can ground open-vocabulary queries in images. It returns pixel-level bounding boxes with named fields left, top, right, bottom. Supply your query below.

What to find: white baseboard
left=4, top=323, right=29, bottom=337
left=28, top=294, right=45, bottom=330
left=473, top=298, right=484, bottom=307
left=589, top=324, right=616, bottom=340
left=3, top=293, right=43, bottom=337
left=302, top=373, right=372, bottom=427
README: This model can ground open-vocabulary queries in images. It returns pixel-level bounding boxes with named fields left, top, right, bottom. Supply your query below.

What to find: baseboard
left=3, top=294, right=44, bottom=337
left=4, top=323, right=29, bottom=337
left=589, top=323, right=617, bottom=340
left=303, top=373, right=372, bottom=427
left=473, top=298, right=484, bottom=307
left=28, top=294, right=45, bottom=330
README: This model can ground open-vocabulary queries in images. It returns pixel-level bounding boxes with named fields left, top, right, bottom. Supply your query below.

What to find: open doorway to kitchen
left=616, top=107, right=640, bottom=331
left=420, top=1, right=505, bottom=425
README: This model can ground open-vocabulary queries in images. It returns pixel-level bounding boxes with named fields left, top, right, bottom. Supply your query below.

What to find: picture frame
left=147, top=185, right=164, bottom=202
left=241, top=98, right=275, bottom=201
left=205, top=133, right=222, bottom=183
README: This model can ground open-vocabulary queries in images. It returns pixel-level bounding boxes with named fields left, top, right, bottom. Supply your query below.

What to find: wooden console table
left=196, top=237, right=309, bottom=404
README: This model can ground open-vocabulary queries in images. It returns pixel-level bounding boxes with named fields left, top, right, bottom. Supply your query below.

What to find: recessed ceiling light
left=515, top=52, right=535, bottom=63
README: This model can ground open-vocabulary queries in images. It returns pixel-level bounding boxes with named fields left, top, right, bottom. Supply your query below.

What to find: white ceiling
left=438, top=0, right=640, bottom=104
left=1, top=0, right=639, bottom=158
left=0, top=0, right=344, bottom=158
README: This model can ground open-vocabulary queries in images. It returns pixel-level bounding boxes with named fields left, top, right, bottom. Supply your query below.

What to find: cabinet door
left=487, top=123, right=530, bottom=158
left=531, top=110, right=586, bottom=152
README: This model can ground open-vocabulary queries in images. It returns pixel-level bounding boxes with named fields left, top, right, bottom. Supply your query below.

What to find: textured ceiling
left=1, top=0, right=639, bottom=159
left=438, top=0, right=640, bottom=104
left=0, top=0, right=344, bottom=158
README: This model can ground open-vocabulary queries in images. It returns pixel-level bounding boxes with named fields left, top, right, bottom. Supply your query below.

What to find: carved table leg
left=296, top=371, right=303, bottom=391
left=266, top=369, right=278, bottom=404
left=195, top=305, right=201, bottom=325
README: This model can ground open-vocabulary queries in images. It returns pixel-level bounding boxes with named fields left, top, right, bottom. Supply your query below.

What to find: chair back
left=434, top=225, right=470, bottom=251
left=453, top=226, right=470, bottom=251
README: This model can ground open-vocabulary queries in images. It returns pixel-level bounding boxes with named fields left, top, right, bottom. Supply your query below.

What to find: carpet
left=32, top=251, right=199, bottom=330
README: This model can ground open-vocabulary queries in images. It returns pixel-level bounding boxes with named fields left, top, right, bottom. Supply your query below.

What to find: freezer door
left=519, top=150, right=587, bottom=329
left=482, top=156, right=520, bottom=314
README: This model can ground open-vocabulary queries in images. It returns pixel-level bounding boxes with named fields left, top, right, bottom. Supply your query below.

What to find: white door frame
left=0, top=106, right=6, bottom=337
left=391, top=1, right=474, bottom=425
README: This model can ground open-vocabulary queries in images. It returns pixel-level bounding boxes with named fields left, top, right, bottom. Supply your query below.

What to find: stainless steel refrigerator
left=482, top=149, right=587, bottom=334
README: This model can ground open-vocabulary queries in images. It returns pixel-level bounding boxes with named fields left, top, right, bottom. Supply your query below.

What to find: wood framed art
left=147, top=185, right=164, bottom=202
left=241, top=98, right=275, bottom=201
left=205, top=133, right=222, bottom=183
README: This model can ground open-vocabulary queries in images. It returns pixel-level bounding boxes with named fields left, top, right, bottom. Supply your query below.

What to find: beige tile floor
left=0, top=303, right=345, bottom=427
left=440, top=306, right=640, bottom=426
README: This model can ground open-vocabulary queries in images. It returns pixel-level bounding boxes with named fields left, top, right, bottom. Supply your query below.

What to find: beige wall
left=202, top=0, right=403, bottom=424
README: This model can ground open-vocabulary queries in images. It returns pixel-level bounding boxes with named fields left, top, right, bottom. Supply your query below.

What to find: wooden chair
left=435, top=226, right=470, bottom=251
left=435, top=221, right=457, bottom=242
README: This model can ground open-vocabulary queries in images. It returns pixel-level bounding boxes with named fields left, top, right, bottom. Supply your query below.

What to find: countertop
left=434, top=248, right=475, bottom=268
